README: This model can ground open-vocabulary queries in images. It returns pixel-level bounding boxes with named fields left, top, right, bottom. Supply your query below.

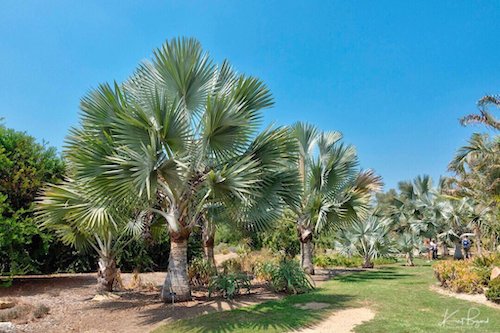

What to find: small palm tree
left=291, top=122, right=382, bottom=274
left=37, top=178, right=143, bottom=292
left=335, top=216, right=394, bottom=268
left=396, top=232, right=422, bottom=266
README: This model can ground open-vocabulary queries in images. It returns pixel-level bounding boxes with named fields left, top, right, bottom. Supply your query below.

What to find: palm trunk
left=298, top=226, right=314, bottom=275
left=97, top=256, right=117, bottom=293
left=442, top=243, right=449, bottom=257
left=405, top=252, right=414, bottom=266
left=453, top=242, right=463, bottom=260
left=474, top=226, right=482, bottom=257
left=161, top=235, right=191, bottom=302
left=362, top=255, right=374, bottom=268
left=202, top=220, right=216, bottom=267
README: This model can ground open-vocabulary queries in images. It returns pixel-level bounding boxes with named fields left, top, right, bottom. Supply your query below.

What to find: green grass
left=153, top=260, right=500, bottom=333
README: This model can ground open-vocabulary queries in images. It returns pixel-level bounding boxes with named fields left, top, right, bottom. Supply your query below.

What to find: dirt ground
left=0, top=272, right=281, bottom=333
left=0, top=266, right=365, bottom=333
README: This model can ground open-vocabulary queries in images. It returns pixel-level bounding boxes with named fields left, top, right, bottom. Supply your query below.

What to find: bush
left=472, top=253, right=500, bottom=286
left=188, top=257, right=216, bottom=286
left=485, top=278, right=500, bottom=303
left=208, top=273, right=251, bottom=300
left=433, top=260, right=483, bottom=293
left=220, top=258, right=242, bottom=274
left=32, top=304, right=50, bottom=319
left=240, top=248, right=278, bottom=273
left=260, top=212, right=300, bottom=257
left=267, top=259, right=314, bottom=294
left=253, top=261, right=276, bottom=281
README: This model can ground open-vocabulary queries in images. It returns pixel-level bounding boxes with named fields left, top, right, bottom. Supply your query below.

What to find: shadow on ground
left=334, top=266, right=413, bottom=283
left=150, top=293, right=355, bottom=333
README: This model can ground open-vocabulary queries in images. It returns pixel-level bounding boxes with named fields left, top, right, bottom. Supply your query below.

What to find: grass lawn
left=153, top=260, right=500, bottom=333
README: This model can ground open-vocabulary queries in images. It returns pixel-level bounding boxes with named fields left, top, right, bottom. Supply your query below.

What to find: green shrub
left=485, top=278, right=500, bottom=303
left=268, top=259, right=314, bottom=294
left=208, top=273, right=251, bottom=300
left=433, top=260, right=483, bottom=293
left=253, top=261, right=276, bottom=281
left=188, top=257, right=216, bottom=286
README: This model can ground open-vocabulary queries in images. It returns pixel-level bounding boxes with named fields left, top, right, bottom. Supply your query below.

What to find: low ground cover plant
left=485, top=277, right=500, bottom=303
left=208, top=273, right=251, bottom=300
left=433, top=260, right=483, bottom=293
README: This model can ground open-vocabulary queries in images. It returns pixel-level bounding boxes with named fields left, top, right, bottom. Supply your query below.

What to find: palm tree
left=447, top=133, right=500, bottom=256
left=335, top=216, right=394, bottom=268
left=37, top=178, right=143, bottom=292
left=292, top=122, right=382, bottom=274
left=65, top=38, right=299, bottom=301
left=396, top=232, right=422, bottom=266
left=460, top=94, right=500, bottom=130
left=437, top=198, right=475, bottom=260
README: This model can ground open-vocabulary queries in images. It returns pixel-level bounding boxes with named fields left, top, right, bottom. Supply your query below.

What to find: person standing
left=430, top=239, right=438, bottom=259
left=462, top=236, right=472, bottom=259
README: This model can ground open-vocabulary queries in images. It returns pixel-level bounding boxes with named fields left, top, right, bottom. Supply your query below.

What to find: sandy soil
left=291, top=307, right=376, bottom=333
left=430, top=285, right=500, bottom=310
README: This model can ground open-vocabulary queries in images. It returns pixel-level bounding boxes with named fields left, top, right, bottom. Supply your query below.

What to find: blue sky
left=1, top=1, right=499, bottom=190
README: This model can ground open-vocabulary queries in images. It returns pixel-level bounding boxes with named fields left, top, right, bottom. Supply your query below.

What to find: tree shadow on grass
left=334, top=267, right=413, bottom=284
left=151, top=293, right=354, bottom=333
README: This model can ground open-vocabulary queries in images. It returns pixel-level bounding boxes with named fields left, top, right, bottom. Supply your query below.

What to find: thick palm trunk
left=405, top=252, right=414, bottom=266
left=161, top=235, right=191, bottom=302
left=453, top=242, right=463, bottom=260
left=97, top=256, right=117, bottom=292
left=298, top=226, right=314, bottom=275
left=474, top=226, right=482, bottom=257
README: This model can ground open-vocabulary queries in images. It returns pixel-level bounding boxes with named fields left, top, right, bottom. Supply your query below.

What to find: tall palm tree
left=65, top=38, right=299, bottom=301
left=460, top=94, right=500, bottom=130
left=37, top=178, right=144, bottom=292
left=447, top=133, right=500, bottom=255
left=292, top=122, right=382, bottom=274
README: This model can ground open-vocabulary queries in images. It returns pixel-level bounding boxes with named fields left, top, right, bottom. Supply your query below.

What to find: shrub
left=208, top=273, right=251, bottom=300
left=472, top=253, right=500, bottom=286
left=188, top=257, right=216, bottom=286
left=253, top=261, right=276, bottom=281
left=373, top=257, right=398, bottom=265
left=220, top=258, right=242, bottom=274
left=268, top=259, right=314, bottom=294
left=485, top=278, right=500, bottom=303
left=433, top=260, right=483, bottom=293
left=240, top=248, right=278, bottom=273
left=215, top=243, right=230, bottom=255
left=32, top=304, right=50, bottom=319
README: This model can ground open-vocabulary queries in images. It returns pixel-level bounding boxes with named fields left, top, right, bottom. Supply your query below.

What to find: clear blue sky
left=1, top=1, right=499, bottom=190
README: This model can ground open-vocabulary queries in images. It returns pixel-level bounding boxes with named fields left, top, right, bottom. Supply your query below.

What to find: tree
left=460, top=94, right=500, bottom=131
left=37, top=178, right=144, bottom=292
left=0, top=122, right=65, bottom=274
left=335, top=215, right=394, bottom=268
left=292, top=122, right=382, bottom=274
left=447, top=133, right=500, bottom=255
left=65, top=38, right=299, bottom=301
